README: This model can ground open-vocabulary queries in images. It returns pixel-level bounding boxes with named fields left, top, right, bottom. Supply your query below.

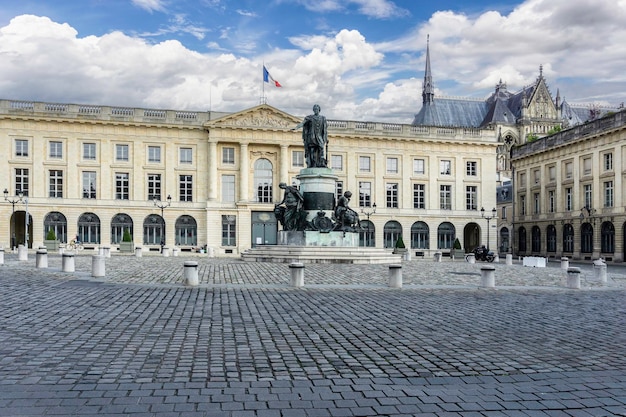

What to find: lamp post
left=481, top=207, right=497, bottom=250
left=153, top=194, right=171, bottom=252
left=360, top=202, right=376, bottom=247
left=4, top=188, right=23, bottom=249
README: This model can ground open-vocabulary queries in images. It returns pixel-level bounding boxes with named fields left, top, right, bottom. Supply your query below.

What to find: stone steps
left=241, top=245, right=402, bottom=264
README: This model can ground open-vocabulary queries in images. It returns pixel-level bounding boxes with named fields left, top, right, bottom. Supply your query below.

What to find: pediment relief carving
left=210, top=106, right=298, bottom=129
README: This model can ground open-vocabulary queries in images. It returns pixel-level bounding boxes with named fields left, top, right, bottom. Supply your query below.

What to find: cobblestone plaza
left=1, top=253, right=625, bottom=416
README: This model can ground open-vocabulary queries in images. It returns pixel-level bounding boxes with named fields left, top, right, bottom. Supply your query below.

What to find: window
left=437, top=222, right=455, bottom=249
left=563, top=224, right=574, bottom=253
left=148, top=146, right=161, bottom=163
left=49, top=141, right=63, bottom=159
left=386, top=183, right=398, bottom=208
left=413, top=184, right=425, bottom=209
left=547, top=225, right=557, bottom=253
left=254, top=159, right=273, bottom=203
left=411, top=222, right=429, bottom=249
left=440, top=185, right=452, bottom=210
left=359, top=182, right=371, bottom=207
left=359, top=220, right=375, bottom=247
left=176, top=215, right=197, bottom=246
left=386, top=157, right=398, bottom=174
left=222, top=147, right=235, bottom=164
left=222, top=175, right=235, bottom=203
left=466, top=186, right=477, bottom=210
left=180, top=147, right=192, bottom=164
left=116, top=144, right=129, bottom=162
left=520, top=195, right=526, bottom=216
left=83, top=172, right=96, bottom=199
left=83, top=143, right=96, bottom=160
left=15, top=139, right=28, bottom=157
left=222, top=215, right=236, bottom=246
left=601, top=222, right=615, bottom=254
left=111, top=214, right=133, bottom=244
left=466, top=161, right=477, bottom=176
left=147, top=174, right=161, bottom=201
left=584, top=184, right=592, bottom=209
left=583, top=157, right=592, bottom=176
left=533, top=169, right=540, bottom=184
left=501, top=206, right=507, bottom=220
left=78, top=213, right=100, bottom=244
left=548, top=165, right=556, bottom=181
left=143, top=214, right=162, bottom=245
left=565, top=187, right=572, bottom=211
left=548, top=190, right=555, bottom=213
left=115, top=173, right=129, bottom=200
left=519, top=172, right=526, bottom=187
left=359, top=156, right=371, bottom=172
left=180, top=175, right=193, bottom=202
left=531, top=226, right=541, bottom=252
left=44, top=212, right=67, bottom=244
left=49, top=170, right=63, bottom=198
left=533, top=193, right=540, bottom=214
left=15, top=168, right=29, bottom=196
left=603, top=153, right=613, bottom=171
left=335, top=181, right=343, bottom=202
left=604, top=181, right=614, bottom=208
left=440, top=160, right=451, bottom=175
left=413, top=159, right=425, bottom=175
left=331, top=155, right=343, bottom=171
left=383, top=221, right=402, bottom=248
left=564, top=161, right=573, bottom=179
left=292, top=150, right=304, bottom=167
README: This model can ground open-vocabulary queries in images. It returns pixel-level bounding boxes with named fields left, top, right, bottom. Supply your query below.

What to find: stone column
left=208, top=139, right=218, bottom=201
left=239, top=142, right=249, bottom=202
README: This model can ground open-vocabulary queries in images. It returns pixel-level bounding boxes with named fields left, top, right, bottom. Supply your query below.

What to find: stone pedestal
left=278, top=230, right=359, bottom=247
left=297, top=168, right=338, bottom=227
left=388, top=264, right=402, bottom=288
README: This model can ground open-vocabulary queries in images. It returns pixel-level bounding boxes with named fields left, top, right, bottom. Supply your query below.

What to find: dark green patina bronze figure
left=292, top=104, right=328, bottom=168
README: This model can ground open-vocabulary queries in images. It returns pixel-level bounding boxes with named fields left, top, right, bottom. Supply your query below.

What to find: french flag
left=263, top=65, right=282, bottom=87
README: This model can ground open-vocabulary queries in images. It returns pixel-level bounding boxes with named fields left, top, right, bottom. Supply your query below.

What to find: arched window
left=44, top=212, right=67, bottom=243
left=359, top=220, right=375, bottom=247
left=546, top=225, right=557, bottom=253
left=144, top=214, right=164, bottom=245
left=254, top=158, right=273, bottom=203
left=111, top=213, right=133, bottom=244
left=176, top=215, right=197, bottom=246
left=600, top=222, right=615, bottom=254
left=499, top=227, right=510, bottom=253
left=78, top=212, right=100, bottom=244
left=563, top=224, right=574, bottom=253
left=518, top=226, right=527, bottom=252
left=411, top=221, right=429, bottom=249
left=383, top=221, right=402, bottom=248
left=531, top=226, right=541, bottom=253
left=437, top=222, right=455, bottom=249
left=581, top=223, right=593, bottom=253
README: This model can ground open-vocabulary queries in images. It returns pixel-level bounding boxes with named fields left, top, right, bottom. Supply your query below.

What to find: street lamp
left=481, top=207, right=497, bottom=250
left=4, top=188, right=24, bottom=249
left=360, top=202, right=376, bottom=247
left=153, top=194, right=171, bottom=251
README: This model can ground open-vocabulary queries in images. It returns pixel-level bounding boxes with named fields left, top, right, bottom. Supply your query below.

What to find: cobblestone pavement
left=1, top=252, right=625, bottom=416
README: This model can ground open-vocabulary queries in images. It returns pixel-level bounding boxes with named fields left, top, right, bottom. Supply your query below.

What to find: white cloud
left=131, top=0, right=167, bottom=13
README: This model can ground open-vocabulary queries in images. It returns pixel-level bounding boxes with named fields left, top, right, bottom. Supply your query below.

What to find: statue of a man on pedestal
left=292, top=104, right=328, bottom=168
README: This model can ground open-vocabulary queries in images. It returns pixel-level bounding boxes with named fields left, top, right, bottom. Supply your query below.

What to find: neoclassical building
left=508, top=110, right=626, bottom=262
left=0, top=98, right=498, bottom=256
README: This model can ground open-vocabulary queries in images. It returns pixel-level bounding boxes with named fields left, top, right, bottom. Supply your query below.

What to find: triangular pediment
left=206, top=104, right=301, bottom=129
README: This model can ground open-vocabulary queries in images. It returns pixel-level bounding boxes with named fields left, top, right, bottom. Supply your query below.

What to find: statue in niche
left=274, top=182, right=307, bottom=231
left=292, top=104, right=328, bottom=168
left=333, top=191, right=362, bottom=232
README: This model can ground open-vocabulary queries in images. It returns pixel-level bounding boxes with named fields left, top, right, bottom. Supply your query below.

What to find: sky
left=0, top=0, right=624, bottom=123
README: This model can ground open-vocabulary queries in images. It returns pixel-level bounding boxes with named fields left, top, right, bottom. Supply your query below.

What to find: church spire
left=422, top=35, right=434, bottom=105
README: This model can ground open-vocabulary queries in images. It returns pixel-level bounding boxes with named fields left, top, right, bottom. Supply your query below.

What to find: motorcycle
left=467, top=246, right=495, bottom=262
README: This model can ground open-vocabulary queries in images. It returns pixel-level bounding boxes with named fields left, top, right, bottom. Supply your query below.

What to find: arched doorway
left=144, top=214, right=164, bottom=245
left=600, top=221, right=614, bottom=254
left=410, top=221, right=429, bottom=250
left=499, top=227, right=510, bottom=253
left=44, top=212, right=68, bottom=243
left=463, top=222, right=480, bottom=252
left=78, top=213, right=101, bottom=244
left=359, top=220, right=375, bottom=247
left=546, top=225, right=557, bottom=253
left=12, top=211, right=33, bottom=248
left=437, top=222, right=455, bottom=250
left=111, top=213, right=133, bottom=244
left=175, top=215, right=197, bottom=246
left=383, top=221, right=402, bottom=248
left=581, top=222, right=593, bottom=254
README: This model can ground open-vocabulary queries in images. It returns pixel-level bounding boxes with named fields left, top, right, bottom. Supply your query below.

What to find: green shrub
left=453, top=238, right=462, bottom=250
left=122, top=229, right=132, bottom=242
left=45, top=229, right=56, bottom=241
left=395, top=235, right=406, bottom=249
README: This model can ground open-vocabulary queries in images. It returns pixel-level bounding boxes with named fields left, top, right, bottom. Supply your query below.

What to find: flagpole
left=261, top=63, right=266, bottom=104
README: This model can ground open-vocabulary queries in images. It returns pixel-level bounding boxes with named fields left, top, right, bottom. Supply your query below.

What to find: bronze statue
left=292, top=104, right=328, bottom=168
left=334, top=191, right=361, bottom=231
left=274, top=182, right=306, bottom=231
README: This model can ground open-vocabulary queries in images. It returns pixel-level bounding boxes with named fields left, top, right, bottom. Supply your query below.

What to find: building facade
left=1, top=99, right=498, bottom=256
left=509, top=109, right=626, bottom=262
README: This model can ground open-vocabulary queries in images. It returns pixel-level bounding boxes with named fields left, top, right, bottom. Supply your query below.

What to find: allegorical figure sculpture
left=334, top=191, right=361, bottom=231
left=274, top=182, right=306, bottom=231
left=292, top=104, right=328, bottom=168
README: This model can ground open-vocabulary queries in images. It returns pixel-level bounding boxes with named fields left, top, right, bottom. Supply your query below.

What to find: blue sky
left=0, top=0, right=624, bottom=122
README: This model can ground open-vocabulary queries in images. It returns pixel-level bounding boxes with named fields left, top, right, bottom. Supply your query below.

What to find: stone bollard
left=494, top=254, right=500, bottom=263
left=566, top=267, right=581, bottom=289
left=0, top=248, right=4, bottom=265
left=289, top=262, right=305, bottom=287
left=92, top=255, right=106, bottom=278
left=36, top=249, right=48, bottom=268
left=59, top=247, right=64, bottom=255
left=505, top=253, right=513, bottom=265
left=62, top=253, right=75, bottom=273
left=593, top=262, right=607, bottom=283
left=403, top=251, right=411, bottom=261
left=434, top=251, right=442, bottom=262
left=173, top=247, right=180, bottom=257
left=388, top=264, right=402, bottom=288
left=184, top=261, right=199, bottom=286
left=102, top=246, right=111, bottom=258
left=162, top=247, right=170, bottom=257
left=561, top=257, right=569, bottom=270
left=466, top=253, right=476, bottom=264
left=480, top=265, right=496, bottom=288
left=135, top=247, right=142, bottom=257
left=18, top=244, right=28, bottom=261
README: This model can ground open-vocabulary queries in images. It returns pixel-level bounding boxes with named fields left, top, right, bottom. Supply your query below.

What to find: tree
left=46, top=229, right=57, bottom=241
